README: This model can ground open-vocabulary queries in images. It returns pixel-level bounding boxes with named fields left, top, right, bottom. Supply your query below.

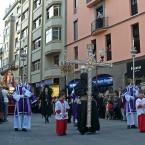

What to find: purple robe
left=71, top=93, right=79, bottom=122
left=124, top=85, right=139, bottom=113
left=14, top=84, right=31, bottom=116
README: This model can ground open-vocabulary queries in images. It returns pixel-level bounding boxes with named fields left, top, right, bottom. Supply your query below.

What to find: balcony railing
left=86, top=0, right=103, bottom=8
left=91, top=17, right=108, bottom=35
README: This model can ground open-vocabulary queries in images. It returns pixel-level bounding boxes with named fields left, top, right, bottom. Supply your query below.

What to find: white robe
left=55, top=100, right=70, bottom=120
left=13, top=84, right=32, bottom=130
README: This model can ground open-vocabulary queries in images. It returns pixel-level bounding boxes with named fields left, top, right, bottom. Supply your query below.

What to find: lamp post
left=20, top=49, right=27, bottom=83
left=130, top=45, right=137, bottom=85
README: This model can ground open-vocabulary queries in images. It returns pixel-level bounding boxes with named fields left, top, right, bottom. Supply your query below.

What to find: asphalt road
left=0, top=114, right=145, bottom=145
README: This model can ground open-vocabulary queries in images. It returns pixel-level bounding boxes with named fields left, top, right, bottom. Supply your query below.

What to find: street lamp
left=130, top=43, right=137, bottom=85
left=20, top=49, right=27, bottom=83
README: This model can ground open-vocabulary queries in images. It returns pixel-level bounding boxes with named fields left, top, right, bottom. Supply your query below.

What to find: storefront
left=126, top=59, right=145, bottom=85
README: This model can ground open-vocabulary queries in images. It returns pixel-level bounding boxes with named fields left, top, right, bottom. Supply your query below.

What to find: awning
left=92, top=74, right=113, bottom=86
left=68, top=74, right=113, bottom=89
left=36, top=79, right=53, bottom=88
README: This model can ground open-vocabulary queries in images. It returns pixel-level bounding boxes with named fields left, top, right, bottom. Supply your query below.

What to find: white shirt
left=136, top=98, right=145, bottom=115
left=2, top=89, right=9, bottom=103
left=55, top=100, right=70, bottom=120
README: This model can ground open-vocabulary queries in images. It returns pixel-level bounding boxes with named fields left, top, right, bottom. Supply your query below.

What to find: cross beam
left=66, top=44, right=112, bottom=128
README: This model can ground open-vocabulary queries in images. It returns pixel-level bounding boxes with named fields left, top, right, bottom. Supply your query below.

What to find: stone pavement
left=0, top=114, right=145, bottom=145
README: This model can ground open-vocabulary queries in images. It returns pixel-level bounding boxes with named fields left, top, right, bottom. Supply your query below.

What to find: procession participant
left=70, top=89, right=80, bottom=125
left=122, top=84, right=139, bottom=129
left=55, top=90, right=70, bottom=136
left=75, top=73, right=100, bottom=135
left=12, top=82, right=32, bottom=131
left=136, top=89, right=145, bottom=132
left=2, top=87, right=9, bottom=122
left=39, top=85, right=53, bottom=123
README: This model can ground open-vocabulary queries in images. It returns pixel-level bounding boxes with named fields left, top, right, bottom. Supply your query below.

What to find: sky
left=0, top=0, right=15, bottom=43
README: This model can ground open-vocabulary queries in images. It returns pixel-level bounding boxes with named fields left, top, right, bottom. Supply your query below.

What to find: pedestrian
left=55, top=90, right=70, bottom=136
left=39, top=85, right=53, bottom=123
left=105, top=100, right=113, bottom=120
left=136, top=89, right=145, bottom=132
left=12, top=82, right=33, bottom=131
left=2, top=87, right=9, bottom=122
left=0, top=86, right=4, bottom=123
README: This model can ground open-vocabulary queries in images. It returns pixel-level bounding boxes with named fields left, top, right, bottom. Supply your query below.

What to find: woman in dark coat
left=0, top=86, right=4, bottom=123
left=39, top=85, right=53, bottom=123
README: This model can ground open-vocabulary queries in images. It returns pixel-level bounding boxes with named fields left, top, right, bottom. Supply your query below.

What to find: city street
left=0, top=114, right=145, bottom=145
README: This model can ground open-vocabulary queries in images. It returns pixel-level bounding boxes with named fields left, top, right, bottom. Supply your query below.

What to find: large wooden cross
left=66, top=44, right=112, bottom=128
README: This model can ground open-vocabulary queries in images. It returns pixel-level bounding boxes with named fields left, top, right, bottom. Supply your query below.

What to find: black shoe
left=15, top=128, right=19, bottom=131
left=127, top=125, right=131, bottom=129
left=131, top=125, right=137, bottom=129
left=22, top=128, right=27, bottom=132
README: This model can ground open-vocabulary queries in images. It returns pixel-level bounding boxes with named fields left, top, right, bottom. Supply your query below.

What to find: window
left=15, top=38, right=19, bottom=48
left=132, top=23, right=140, bottom=53
left=32, top=60, right=40, bottom=71
left=16, top=19, right=21, bottom=32
left=47, top=4, right=61, bottom=19
left=14, top=54, right=19, bottom=64
left=46, top=27, right=61, bottom=43
left=33, top=16, right=41, bottom=29
left=74, top=46, right=78, bottom=69
left=33, top=37, right=41, bottom=50
left=33, top=0, right=41, bottom=10
left=91, top=40, right=96, bottom=59
left=22, top=9, right=29, bottom=21
left=17, top=6, right=21, bottom=15
left=16, top=22, right=19, bottom=32
left=74, top=20, right=78, bottom=41
left=130, top=0, right=138, bottom=15
left=105, top=34, right=112, bottom=61
left=53, top=55, right=59, bottom=65
left=21, top=28, right=28, bottom=38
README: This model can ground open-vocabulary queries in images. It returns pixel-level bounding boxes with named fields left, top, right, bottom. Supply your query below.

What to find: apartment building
left=1, top=0, right=66, bottom=92
left=29, top=0, right=66, bottom=93
left=66, top=0, right=145, bottom=90
left=2, top=0, right=23, bottom=81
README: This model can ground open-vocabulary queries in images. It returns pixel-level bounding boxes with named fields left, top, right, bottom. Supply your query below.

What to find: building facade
left=1, top=0, right=66, bottom=93
left=29, top=0, right=66, bottom=91
left=66, top=0, right=145, bottom=90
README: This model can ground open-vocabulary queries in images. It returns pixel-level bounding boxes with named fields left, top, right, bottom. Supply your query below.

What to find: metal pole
left=22, top=60, right=25, bottom=83
left=132, top=55, right=135, bottom=85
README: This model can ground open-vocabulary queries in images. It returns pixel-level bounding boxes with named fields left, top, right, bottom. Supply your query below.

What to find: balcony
left=44, top=66, right=61, bottom=78
left=86, top=0, right=103, bottom=8
left=91, top=17, right=108, bottom=35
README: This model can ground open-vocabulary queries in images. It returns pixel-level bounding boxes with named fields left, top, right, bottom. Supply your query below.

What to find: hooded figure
left=76, top=73, right=100, bottom=134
